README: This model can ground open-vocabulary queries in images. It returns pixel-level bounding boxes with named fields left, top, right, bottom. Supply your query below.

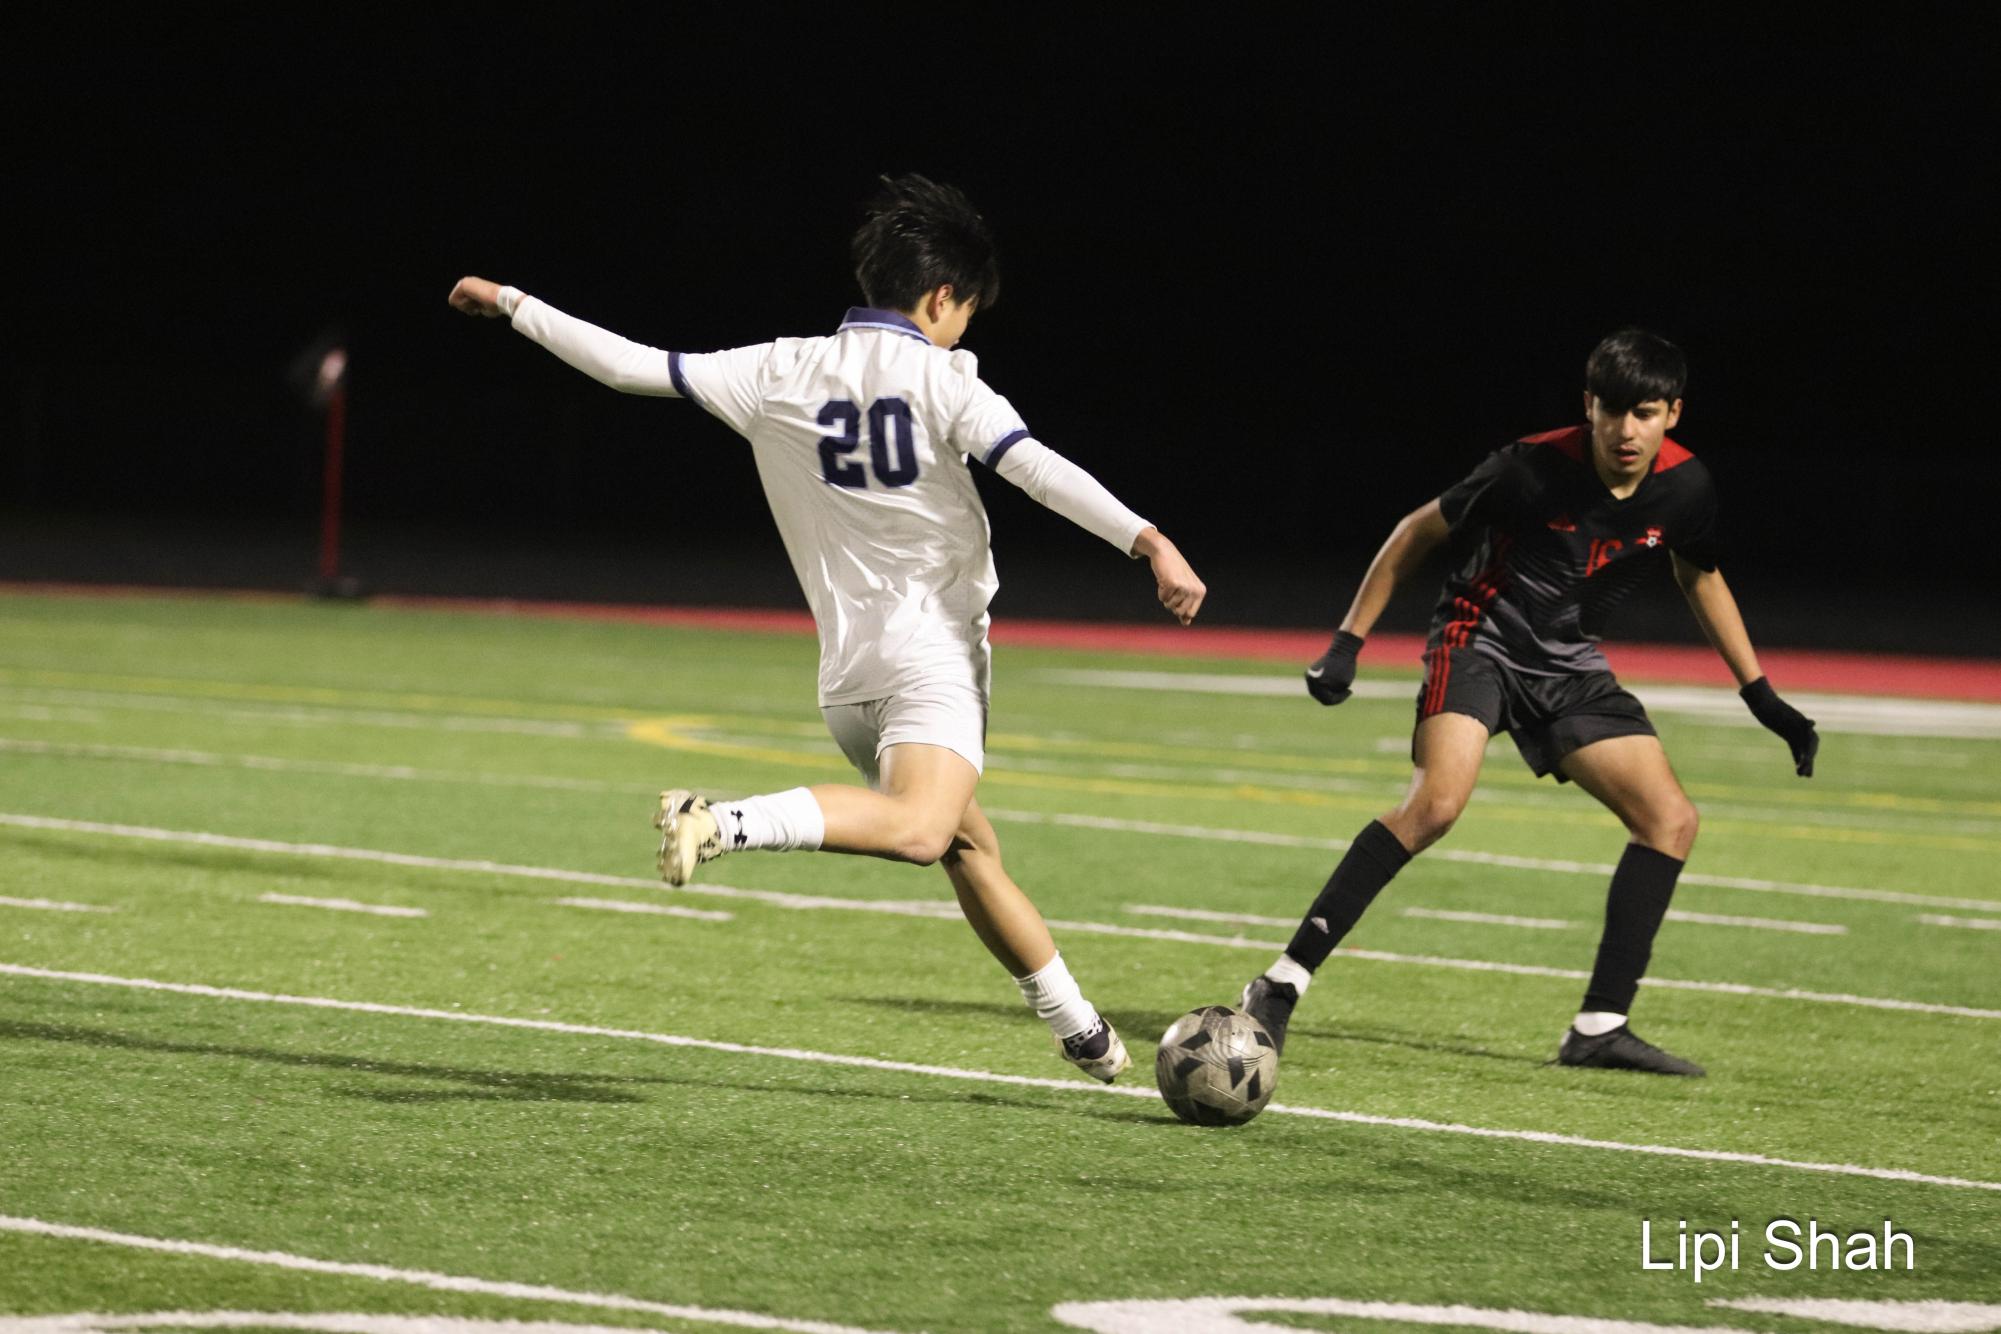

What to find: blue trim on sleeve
left=984, top=428, right=1032, bottom=467
left=837, top=306, right=933, bottom=344
left=668, top=350, right=698, bottom=404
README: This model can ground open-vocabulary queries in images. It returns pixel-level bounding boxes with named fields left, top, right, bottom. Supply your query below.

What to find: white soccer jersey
left=507, top=298, right=1150, bottom=705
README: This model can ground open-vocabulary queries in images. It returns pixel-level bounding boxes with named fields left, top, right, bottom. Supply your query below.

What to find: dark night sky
left=5, top=12, right=1995, bottom=636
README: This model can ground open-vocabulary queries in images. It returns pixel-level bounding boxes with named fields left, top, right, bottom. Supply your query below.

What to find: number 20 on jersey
left=818, top=397, right=920, bottom=489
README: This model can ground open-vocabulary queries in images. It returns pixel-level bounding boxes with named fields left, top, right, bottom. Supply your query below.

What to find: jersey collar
left=838, top=307, right=933, bottom=343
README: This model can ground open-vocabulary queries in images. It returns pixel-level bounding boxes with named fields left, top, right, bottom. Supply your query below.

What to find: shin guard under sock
left=1582, top=842, right=1685, bottom=1014
left=1284, top=819, right=1413, bottom=972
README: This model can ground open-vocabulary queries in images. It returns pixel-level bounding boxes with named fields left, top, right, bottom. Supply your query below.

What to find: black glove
left=1740, top=676, right=1818, bottom=777
left=1305, top=630, right=1365, bottom=705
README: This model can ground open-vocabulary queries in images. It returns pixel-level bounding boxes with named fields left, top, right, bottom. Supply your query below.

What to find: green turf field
left=2, top=591, right=1996, bottom=1333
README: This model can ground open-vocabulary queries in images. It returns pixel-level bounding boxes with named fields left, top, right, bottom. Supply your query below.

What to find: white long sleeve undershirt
left=988, top=438, right=1150, bottom=555
left=500, top=287, right=1149, bottom=554
left=505, top=290, right=680, bottom=396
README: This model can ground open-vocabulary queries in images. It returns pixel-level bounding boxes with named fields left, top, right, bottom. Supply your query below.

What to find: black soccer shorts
left=1414, top=646, right=1655, bottom=781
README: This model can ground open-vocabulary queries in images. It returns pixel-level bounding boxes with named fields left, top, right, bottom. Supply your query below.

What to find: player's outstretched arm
left=445, top=275, right=681, bottom=396
left=987, top=439, right=1204, bottom=624
left=1673, top=555, right=1818, bottom=776
left=1306, top=500, right=1448, bottom=704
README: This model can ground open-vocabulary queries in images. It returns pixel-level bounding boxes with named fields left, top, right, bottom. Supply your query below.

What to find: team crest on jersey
left=1547, top=514, right=1578, bottom=532
left=1642, top=525, right=1664, bottom=548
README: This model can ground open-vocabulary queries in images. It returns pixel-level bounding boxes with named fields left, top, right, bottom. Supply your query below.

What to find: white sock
left=1015, top=952, right=1098, bottom=1040
left=1573, top=1010, right=1627, bottom=1036
left=709, top=788, right=825, bottom=854
left=1265, top=955, right=1313, bottom=995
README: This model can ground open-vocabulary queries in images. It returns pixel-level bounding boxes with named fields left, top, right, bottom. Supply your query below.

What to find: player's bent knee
left=891, top=823, right=959, bottom=866
left=1421, top=791, right=1470, bottom=839
left=1670, top=800, right=1700, bottom=854
left=1638, top=799, right=1699, bottom=857
left=1393, top=795, right=1463, bottom=850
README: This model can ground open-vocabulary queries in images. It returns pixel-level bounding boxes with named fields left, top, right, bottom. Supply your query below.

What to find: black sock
left=1582, top=843, right=1685, bottom=1015
left=1284, top=820, right=1413, bottom=972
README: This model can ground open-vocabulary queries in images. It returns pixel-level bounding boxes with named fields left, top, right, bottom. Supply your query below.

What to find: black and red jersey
left=1425, top=425, right=1722, bottom=676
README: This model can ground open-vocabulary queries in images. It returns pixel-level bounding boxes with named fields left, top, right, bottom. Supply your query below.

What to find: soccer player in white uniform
left=448, top=174, right=1205, bottom=1082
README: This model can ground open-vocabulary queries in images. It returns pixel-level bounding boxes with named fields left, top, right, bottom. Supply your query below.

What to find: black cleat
left=1556, top=1024, right=1706, bottom=1077
left=1238, top=976, right=1299, bottom=1056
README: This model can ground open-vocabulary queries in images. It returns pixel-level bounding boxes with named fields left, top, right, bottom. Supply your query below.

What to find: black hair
left=851, top=173, right=1001, bottom=313
left=1585, top=328, right=1687, bottom=414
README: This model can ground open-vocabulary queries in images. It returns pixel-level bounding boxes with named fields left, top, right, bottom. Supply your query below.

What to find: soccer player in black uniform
left=1240, top=329, right=1819, bottom=1075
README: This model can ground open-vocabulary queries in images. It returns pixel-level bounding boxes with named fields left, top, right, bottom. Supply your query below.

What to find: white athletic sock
left=1014, top=952, right=1099, bottom=1040
left=709, top=788, right=825, bottom=854
left=1573, top=1010, right=1627, bottom=1037
left=1265, top=955, right=1313, bottom=995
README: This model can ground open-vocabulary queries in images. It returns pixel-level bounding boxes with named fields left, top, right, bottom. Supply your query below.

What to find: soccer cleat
left=1556, top=1024, right=1706, bottom=1077
left=1238, top=975, right=1299, bottom=1056
left=1058, top=1015, right=1131, bottom=1083
left=654, top=789, right=724, bottom=886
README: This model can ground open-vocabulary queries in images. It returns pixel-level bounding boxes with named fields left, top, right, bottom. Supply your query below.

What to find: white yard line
left=1125, top=905, right=1299, bottom=929
left=259, top=893, right=429, bottom=919
left=0, top=1318, right=882, bottom=1334
left=0, top=736, right=645, bottom=796
left=2, top=964, right=1997, bottom=1194
left=0, top=689, right=604, bottom=738
left=983, top=808, right=2001, bottom=913
left=2, top=812, right=1991, bottom=1020
left=0, top=895, right=113, bottom=913
left=1917, top=914, right=2001, bottom=931
left=1033, top=670, right=1412, bottom=700
left=1032, top=669, right=2001, bottom=739
left=1665, top=910, right=1847, bottom=936
left=0, top=1215, right=898, bottom=1334
left=1402, top=907, right=1575, bottom=930
left=558, top=897, right=734, bottom=923
left=1131, top=906, right=1582, bottom=936
left=1680, top=740, right=1974, bottom=768
left=1002, top=747, right=2001, bottom=840
left=1713, top=1299, right=2001, bottom=1332
left=0, top=704, right=107, bottom=725
left=1050, top=918, right=1997, bottom=1018
left=1055, top=1296, right=2001, bottom=1334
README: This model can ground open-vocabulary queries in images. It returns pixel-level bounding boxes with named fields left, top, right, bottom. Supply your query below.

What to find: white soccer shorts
left=821, top=679, right=988, bottom=788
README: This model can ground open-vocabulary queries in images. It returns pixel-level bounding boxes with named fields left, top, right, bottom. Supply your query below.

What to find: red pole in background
left=318, top=377, right=346, bottom=582
left=311, top=347, right=360, bottom=598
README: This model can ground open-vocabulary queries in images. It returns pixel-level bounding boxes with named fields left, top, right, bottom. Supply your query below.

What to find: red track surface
left=10, top=582, right=2001, bottom=702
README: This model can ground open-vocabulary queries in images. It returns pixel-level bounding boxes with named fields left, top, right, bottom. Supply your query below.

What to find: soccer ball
left=1154, top=1005, right=1279, bottom=1126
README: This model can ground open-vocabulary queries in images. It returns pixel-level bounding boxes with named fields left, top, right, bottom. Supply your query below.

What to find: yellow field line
left=6, top=665, right=1999, bottom=833
left=621, top=720, right=2001, bottom=854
